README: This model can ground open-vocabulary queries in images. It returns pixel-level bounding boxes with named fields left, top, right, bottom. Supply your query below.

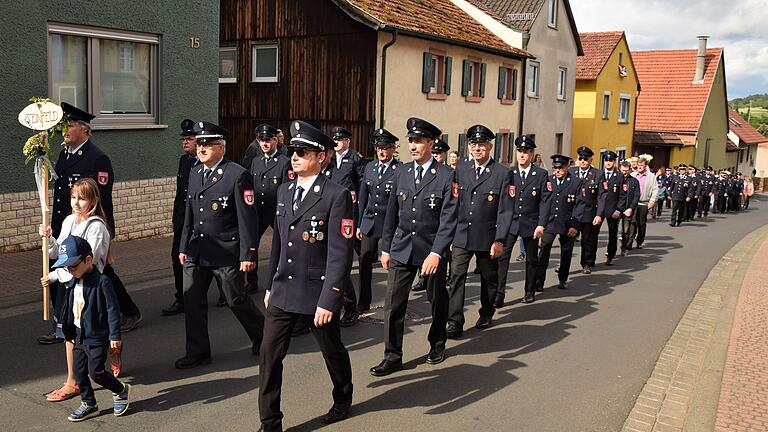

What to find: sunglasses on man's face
left=288, top=148, right=320, bottom=158
left=578, top=157, right=590, bottom=161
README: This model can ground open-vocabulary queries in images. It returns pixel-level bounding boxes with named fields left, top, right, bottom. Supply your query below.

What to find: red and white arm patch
left=243, top=190, right=254, bottom=205
left=341, top=218, right=354, bottom=239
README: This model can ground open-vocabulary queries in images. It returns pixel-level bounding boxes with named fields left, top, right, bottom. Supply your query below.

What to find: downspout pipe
left=518, top=57, right=527, bottom=139
left=379, top=28, right=398, bottom=128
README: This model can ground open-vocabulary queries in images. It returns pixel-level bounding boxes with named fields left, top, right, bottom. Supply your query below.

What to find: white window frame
left=251, top=44, right=279, bottom=83
left=602, top=91, right=611, bottom=120
left=527, top=61, right=540, bottom=97
left=430, top=56, right=440, bottom=93
left=557, top=67, right=567, bottom=100
left=616, top=146, right=627, bottom=161
left=618, top=93, right=631, bottom=123
left=547, top=0, right=558, bottom=28
left=219, top=46, right=238, bottom=84
left=47, top=22, right=161, bottom=129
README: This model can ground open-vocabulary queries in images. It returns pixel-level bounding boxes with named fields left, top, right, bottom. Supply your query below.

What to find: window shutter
left=508, top=132, right=516, bottom=163
left=442, top=134, right=448, bottom=144
left=444, top=56, right=452, bottom=95
left=511, top=69, right=518, bottom=100
left=479, top=63, right=487, bottom=98
left=497, top=66, right=507, bottom=99
left=422, top=52, right=432, bottom=94
left=495, top=133, right=503, bottom=160
left=458, top=133, right=466, bottom=157
left=461, top=60, right=471, bottom=96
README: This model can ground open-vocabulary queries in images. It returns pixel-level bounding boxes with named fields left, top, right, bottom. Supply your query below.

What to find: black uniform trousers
left=384, top=258, right=448, bottom=362
left=715, top=195, right=727, bottom=213
left=245, top=223, right=272, bottom=291
left=627, top=204, right=649, bottom=247
left=621, top=214, right=634, bottom=251
left=498, top=233, right=539, bottom=295
left=182, top=262, right=264, bottom=359
left=448, top=247, right=497, bottom=327
left=73, top=329, right=125, bottom=406
left=171, top=225, right=185, bottom=304
left=605, top=217, right=620, bottom=259
left=697, top=195, right=711, bottom=216
left=671, top=200, right=687, bottom=225
left=537, top=232, right=576, bottom=286
left=655, top=198, right=665, bottom=217
left=358, top=234, right=380, bottom=309
left=686, top=198, right=698, bottom=220
left=259, top=305, right=352, bottom=432
left=579, top=222, right=600, bottom=268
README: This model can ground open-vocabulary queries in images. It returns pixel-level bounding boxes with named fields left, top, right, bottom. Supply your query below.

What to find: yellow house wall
left=572, top=35, right=639, bottom=159
left=670, top=146, right=695, bottom=167
left=694, top=58, right=729, bottom=169
left=375, top=33, right=523, bottom=163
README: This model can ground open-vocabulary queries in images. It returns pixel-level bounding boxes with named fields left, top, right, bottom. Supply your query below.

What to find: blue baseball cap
left=52, top=236, right=93, bottom=268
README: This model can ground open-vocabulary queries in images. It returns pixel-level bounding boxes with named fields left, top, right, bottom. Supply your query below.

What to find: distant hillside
left=729, top=94, right=768, bottom=137
left=730, top=93, right=768, bottom=110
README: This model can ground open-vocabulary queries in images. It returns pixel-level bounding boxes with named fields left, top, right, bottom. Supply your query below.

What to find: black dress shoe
left=357, top=304, right=371, bottom=313
left=426, top=345, right=446, bottom=365
left=175, top=356, right=211, bottom=369
left=636, top=243, right=643, bottom=249
left=582, top=266, right=592, bottom=274
left=475, top=315, right=492, bottom=329
left=492, top=293, right=505, bottom=308
left=370, top=359, right=403, bottom=376
left=605, top=258, right=614, bottom=266
left=322, top=406, right=349, bottom=425
left=523, top=292, right=535, bottom=303
left=161, top=301, right=184, bottom=316
left=558, top=281, right=567, bottom=290
left=340, top=310, right=359, bottom=328
left=669, top=223, right=676, bottom=227
left=535, top=283, right=544, bottom=292
left=445, top=322, right=463, bottom=339
left=216, top=297, right=227, bottom=307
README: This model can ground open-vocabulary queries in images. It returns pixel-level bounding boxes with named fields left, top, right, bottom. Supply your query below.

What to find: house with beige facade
left=465, top=0, right=583, bottom=160
left=728, top=107, right=768, bottom=178
left=220, top=0, right=531, bottom=164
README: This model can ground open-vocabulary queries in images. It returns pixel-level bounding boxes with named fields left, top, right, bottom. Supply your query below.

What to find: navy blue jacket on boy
left=61, top=269, right=121, bottom=345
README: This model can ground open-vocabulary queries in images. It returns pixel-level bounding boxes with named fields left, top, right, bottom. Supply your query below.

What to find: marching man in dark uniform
left=163, top=120, right=200, bottom=315
left=370, top=117, right=458, bottom=376
left=176, top=121, right=264, bottom=369
left=685, top=165, right=701, bottom=221
left=446, top=125, right=508, bottom=338
left=242, top=124, right=286, bottom=169
left=601, top=151, right=623, bottom=266
left=667, top=164, right=692, bottom=226
left=356, top=128, right=401, bottom=312
left=246, top=123, right=293, bottom=293
left=713, top=170, right=729, bottom=213
left=697, top=166, right=716, bottom=217
left=536, top=155, right=585, bottom=290
left=570, top=146, right=606, bottom=275
left=259, top=120, right=354, bottom=431
left=493, top=135, right=551, bottom=305
left=619, top=161, right=641, bottom=255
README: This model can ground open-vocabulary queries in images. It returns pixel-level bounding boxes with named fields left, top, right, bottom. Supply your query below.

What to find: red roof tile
left=633, top=48, right=723, bottom=133
left=341, top=0, right=530, bottom=57
left=576, top=31, right=624, bottom=80
left=728, top=107, right=768, bottom=145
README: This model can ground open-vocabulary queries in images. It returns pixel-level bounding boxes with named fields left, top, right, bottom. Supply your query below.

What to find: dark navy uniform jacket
left=323, top=150, right=366, bottom=202
left=241, top=139, right=286, bottom=168
left=173, top=154, right=199, bottom=232
left=495, top=164, right=551, bottom=240
left=381, top=159, right=458, bottom=264
left=713, top=177, right=729, bottom=196
left=358, top=159, right=401, bottom=238
left=601, top=169, right=623, bottom=218
left=179, top=158, right=260, bottom=266
left=453, top=159, right=510, bottom=251
left=668, top=174, right=695, bottom=201
left=619, top=175, right=641, bottom=212
left=699, top=174, right=716, bottom=195
left=569, top=166, right=606, bottom=222
left=52, top=140, right=114, bottom=237
left=266, top=175, right=354, bottom=315
left=250, top=153, right=293, bottom=227
left=544, top=172, right=585, bottom=235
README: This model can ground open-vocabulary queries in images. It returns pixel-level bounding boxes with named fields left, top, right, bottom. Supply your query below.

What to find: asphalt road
left=1, top=199, right=765, bottom=432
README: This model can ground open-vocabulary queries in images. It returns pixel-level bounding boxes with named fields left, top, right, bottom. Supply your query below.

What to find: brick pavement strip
left=621, top=224, right=768, bottom=432
left=714, top=231, right=768, bottom=432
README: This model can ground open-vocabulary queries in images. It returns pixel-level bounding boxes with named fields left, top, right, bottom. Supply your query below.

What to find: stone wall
left=1, top=176, right=174, bottom=253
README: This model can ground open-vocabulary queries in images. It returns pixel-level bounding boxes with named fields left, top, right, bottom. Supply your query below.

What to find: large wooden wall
left=220, top=0, right=379, bottom=161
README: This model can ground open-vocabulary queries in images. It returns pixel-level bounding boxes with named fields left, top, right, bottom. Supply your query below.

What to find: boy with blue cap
left=41, top=235, right=130, bottom=421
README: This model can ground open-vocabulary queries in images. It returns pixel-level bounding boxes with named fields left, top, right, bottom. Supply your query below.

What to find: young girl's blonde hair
left=70, top=178, right=114, bottom=263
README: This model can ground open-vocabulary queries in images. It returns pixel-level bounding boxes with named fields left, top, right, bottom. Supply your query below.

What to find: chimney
left=694, top=36, right=708, bottom=83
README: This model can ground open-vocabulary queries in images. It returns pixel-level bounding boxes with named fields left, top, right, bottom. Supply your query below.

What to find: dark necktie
left=521, top=170, right=527, bottom=182
left=203, top=168, right=212, bottom=185
left=476, top=166, right=482, bottom=180
left=416, top=165, right=424, bottom=184
left=293, top=186, right=304, bottom=213
left=379, top=163, right=385, bottom=177
left=264, top=155, right=270, bottom=167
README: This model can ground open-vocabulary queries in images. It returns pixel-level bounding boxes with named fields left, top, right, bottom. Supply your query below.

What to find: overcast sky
left=569, top=0, right=768, bottom=99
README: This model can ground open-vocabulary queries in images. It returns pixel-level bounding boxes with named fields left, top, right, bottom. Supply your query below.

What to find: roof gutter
left=379, top=26, right=398, bottom=128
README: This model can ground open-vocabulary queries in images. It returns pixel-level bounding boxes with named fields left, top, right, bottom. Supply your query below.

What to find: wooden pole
left=41, top=133, right=50, bottom=321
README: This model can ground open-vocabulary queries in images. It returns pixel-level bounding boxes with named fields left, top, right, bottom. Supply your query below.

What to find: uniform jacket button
left=288, top=242, right=293, bottom=247
left=288, top=276, right=292, bottom=280
left=321, top=275, right=325, bottom=280
left=288, top=259, right=292, bottom=263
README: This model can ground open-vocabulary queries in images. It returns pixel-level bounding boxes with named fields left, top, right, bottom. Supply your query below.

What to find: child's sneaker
left=67, top=402, right=99, bottom=422
left=113, top=383, right=131, bottom=416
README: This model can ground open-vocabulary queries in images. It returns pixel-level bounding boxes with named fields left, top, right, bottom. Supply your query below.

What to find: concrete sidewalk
left=621, top=224, right=768, bottom=432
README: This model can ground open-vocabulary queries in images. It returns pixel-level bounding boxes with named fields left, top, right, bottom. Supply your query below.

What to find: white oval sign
left=18, top=102, right=64, bottom=131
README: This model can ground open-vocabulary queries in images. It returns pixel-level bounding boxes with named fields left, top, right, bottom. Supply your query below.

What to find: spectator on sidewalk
left=629, top=155, right=658, bottom=249
left=743, top=177, right=754, bottom=209
left=654, top=167, right=667, bottom=219
left=42, top=236, right=131, bottom=422
left=39, top=179, right=128, bottom=402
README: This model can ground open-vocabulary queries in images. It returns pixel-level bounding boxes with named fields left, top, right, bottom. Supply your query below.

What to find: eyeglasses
left=468, top=141, right=490, bottom=147
left=578, top=157, right=590, bottom=161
